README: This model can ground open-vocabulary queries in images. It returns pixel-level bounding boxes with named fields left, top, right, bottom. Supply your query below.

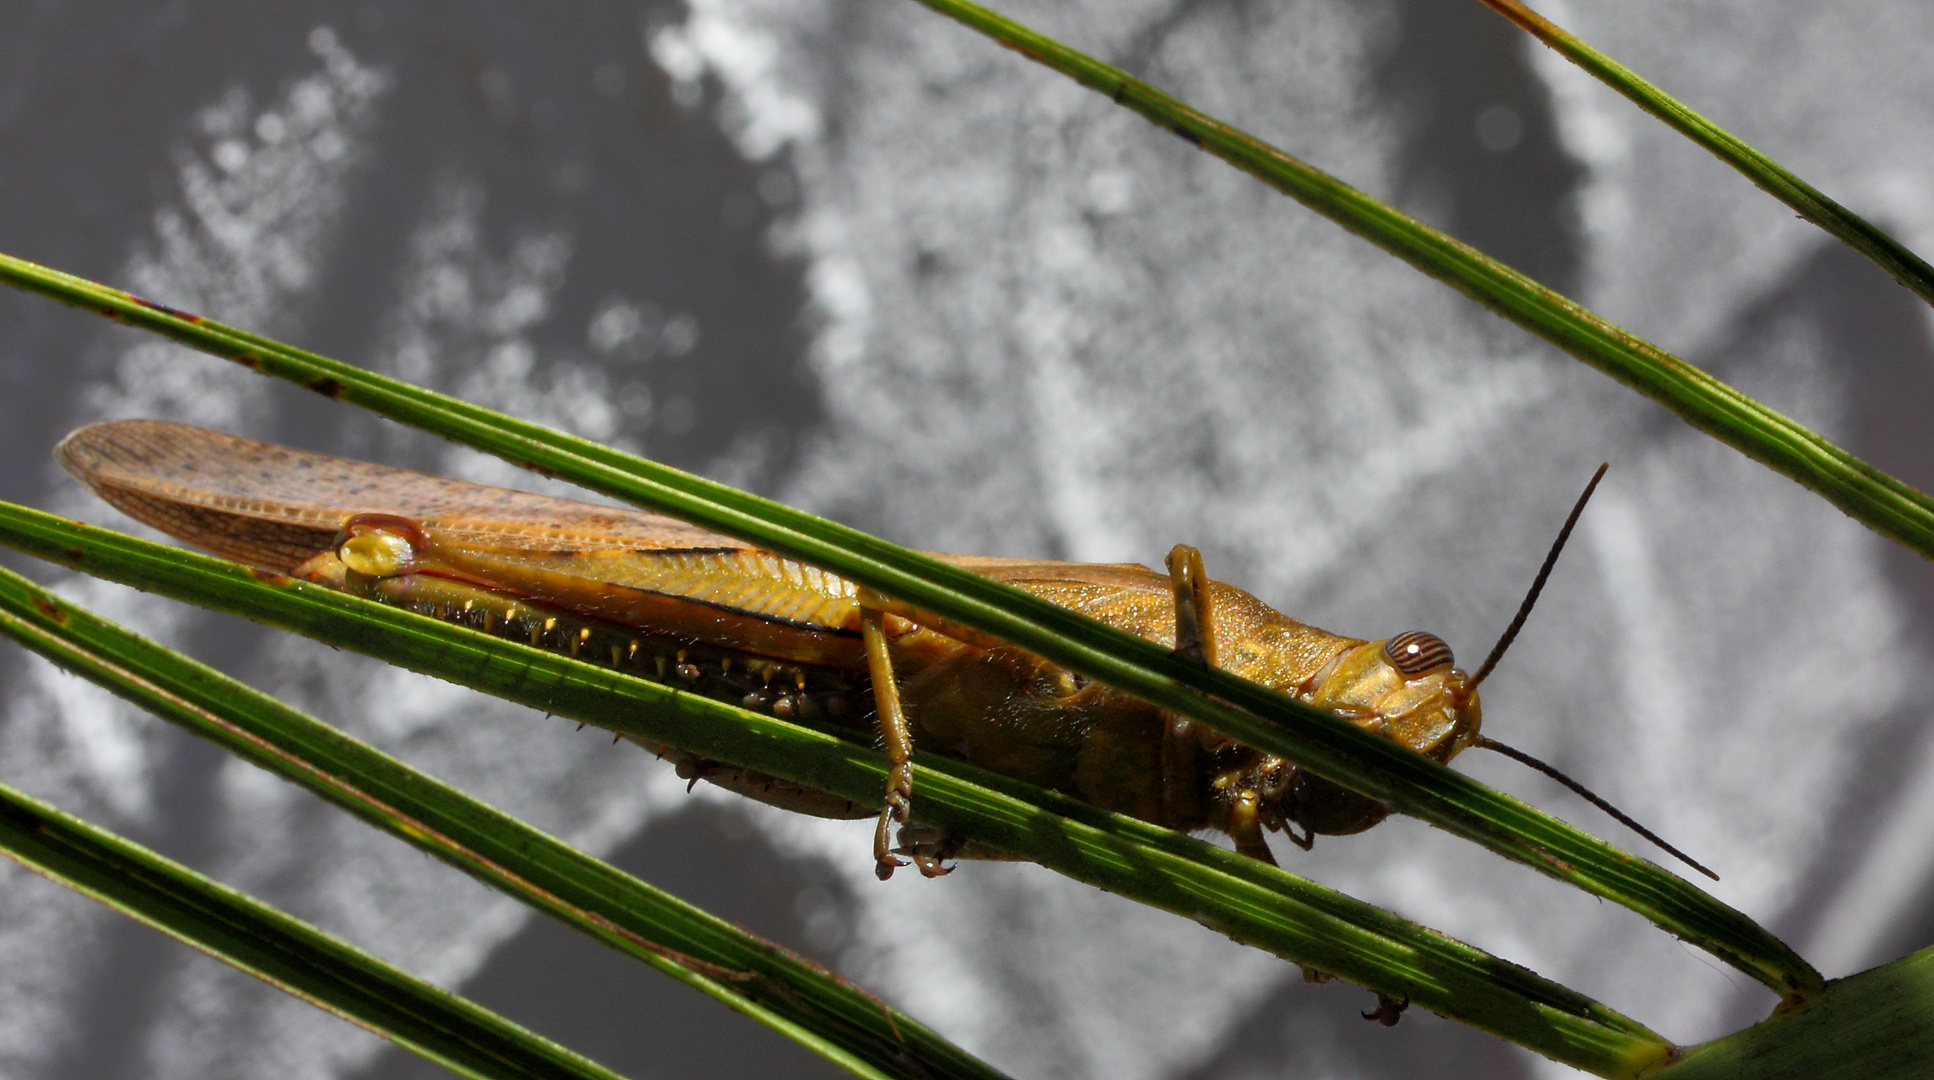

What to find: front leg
left=1169, top=545, right=1291, bottom=865
left=1165, top=544, right=1218, bottom=668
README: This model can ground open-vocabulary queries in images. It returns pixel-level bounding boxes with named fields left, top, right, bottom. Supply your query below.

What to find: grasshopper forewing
left=58, top=418, right=1503, bottom=878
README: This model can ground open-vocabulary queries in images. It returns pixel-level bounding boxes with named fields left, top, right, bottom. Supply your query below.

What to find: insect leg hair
left=1471, top=463, right=1609, bottom=687
left=1476, top=736, right=1719, bottom=881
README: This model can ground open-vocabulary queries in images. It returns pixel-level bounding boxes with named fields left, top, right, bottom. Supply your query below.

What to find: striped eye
left=1383, top=631, right=1454, bottom=678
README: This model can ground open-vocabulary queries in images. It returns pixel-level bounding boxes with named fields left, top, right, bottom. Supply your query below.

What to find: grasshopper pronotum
left=58, top=418, right=1710, bottom=882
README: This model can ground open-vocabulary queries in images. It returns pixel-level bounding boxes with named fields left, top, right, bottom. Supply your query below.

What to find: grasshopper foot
left=893, top=823, right=965, bottom=877
left=1362, top=993, right=1409, bottom=1027
left=909, top=850, right=954, bottom=878
left=873, top=804, right=908, bottom=880
left=873, top=773, right=914, bottom=880
left=1281, top=820, right=1315, bottom=851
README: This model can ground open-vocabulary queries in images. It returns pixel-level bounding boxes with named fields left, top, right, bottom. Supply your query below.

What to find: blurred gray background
left=1, top=1, right=1932, bottom=1077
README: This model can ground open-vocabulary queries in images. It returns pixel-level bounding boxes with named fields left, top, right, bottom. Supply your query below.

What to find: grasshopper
left=58, top=419, right=1709, bottom=881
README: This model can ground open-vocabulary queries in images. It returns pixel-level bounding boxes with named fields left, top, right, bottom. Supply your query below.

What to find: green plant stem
left=0, top=250, right=1819, bottom=1005
left=0, top=564, right=1001, bottom=1080
left=0, top=780, right=627, bottom=1080
left=0, top=503, right=1676, bottom=1078
left=1476, top=0, right=1934, bottom=310
left=1662, top=946, right=1934, bottom=1079
left=896, top=0, right=1934, bottom=563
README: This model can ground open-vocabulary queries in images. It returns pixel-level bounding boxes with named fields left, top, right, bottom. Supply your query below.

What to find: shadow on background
left=1177, top=0, right=1574, bottom=1072
left=8, top=3, right=825, bottom=1079
left=353, top=801, right=856, bottom=1080
left=1371, top=0, right=1585, bottom=300
left=1706, top=239, right=1934, bottom=1015
left=1174, top=974, right=1534, bottom=1080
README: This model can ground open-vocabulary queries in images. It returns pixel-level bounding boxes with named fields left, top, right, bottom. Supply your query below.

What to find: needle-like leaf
left=889, top=0, right=1934, bottom=566
left=0, top=780, right=627, bottom=1080
left=1475, top=0, right=1934, bottom=311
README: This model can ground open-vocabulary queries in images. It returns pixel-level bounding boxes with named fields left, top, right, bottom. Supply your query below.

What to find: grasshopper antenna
left=1470, top=463, right=1608, bottom=688
left=1476, top=736, right=1719, bottom=881
left=1464, top=462, right=1720, bottom=882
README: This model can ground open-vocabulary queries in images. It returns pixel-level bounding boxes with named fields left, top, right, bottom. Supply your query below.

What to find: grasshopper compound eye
left=1382, top=631, right=1454, bottom=677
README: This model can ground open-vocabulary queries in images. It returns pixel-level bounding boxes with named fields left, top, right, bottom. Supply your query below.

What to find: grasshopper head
left=1251, top=465, right=1611, bottom=849
left=1242, top=631, right=1482, bottom=840
left=1301, top=632, right=1483, bottom=765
